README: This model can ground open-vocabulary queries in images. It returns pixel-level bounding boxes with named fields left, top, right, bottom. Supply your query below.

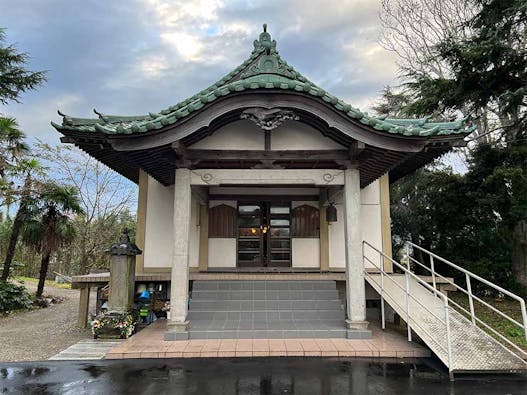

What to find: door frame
left=236, top=200, right=292, bottom=268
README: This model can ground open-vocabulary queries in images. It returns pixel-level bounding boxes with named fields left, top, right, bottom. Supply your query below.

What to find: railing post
left=405, top=271, right=412, bottom=342
left=466, top=273, right=476, bottom=325
left=443, top=297, right=454, bottom=379
left=520, top=300, right=527, bottom=341
left=381, top=270, right=385, bottom=330
left=405, top=243, right=411, bottom=271
left=430, top=255, right=437, bottom=297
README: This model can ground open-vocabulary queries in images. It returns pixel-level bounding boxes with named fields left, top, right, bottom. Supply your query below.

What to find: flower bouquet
left=90, top=310, right=138, bottom=339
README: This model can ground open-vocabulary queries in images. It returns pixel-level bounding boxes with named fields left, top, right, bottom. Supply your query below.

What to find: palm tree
left=0, top=159, right=42, bottom=281
left=0, top=117, right=29, bottom=182
left=22, top=182, right=83, bottom=298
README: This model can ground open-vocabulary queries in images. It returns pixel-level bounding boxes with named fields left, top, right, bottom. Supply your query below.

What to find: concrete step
left=192, top=280, right=336, bottom=291
left=189, top=319, right=348, bottom=339
left=188, top=309, right=343, bottom=321
left=191, top=289, right=339, bottom=300
left=189, top=299, right=343, bottom=311
left=187, top=280, right=346, bottom=340
left=189, top=328, right=348, bottom=339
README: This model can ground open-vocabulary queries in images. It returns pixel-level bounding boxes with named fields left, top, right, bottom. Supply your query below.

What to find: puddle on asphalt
left=0, top=358, right=525, bottom=394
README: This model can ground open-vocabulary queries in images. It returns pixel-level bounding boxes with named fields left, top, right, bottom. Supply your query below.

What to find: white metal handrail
left=407, top=254, right=526, bottom=331
left=363, top=264, right=450, bottom=354
left=363, top=241, right=453, bottom=371
left=406, top=241, right=527, bottom=344
left=363, top=255, right=448, bottom=326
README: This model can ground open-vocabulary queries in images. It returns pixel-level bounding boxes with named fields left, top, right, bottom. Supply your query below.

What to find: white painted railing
left=364, top=239, right=527, bottom=376
left=405, top=241, right=527, bottom=357
left=362, top=241, right=454, bottom=375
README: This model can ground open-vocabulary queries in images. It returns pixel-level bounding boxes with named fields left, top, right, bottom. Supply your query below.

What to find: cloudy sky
left=2, top=0, right=400, bottom=144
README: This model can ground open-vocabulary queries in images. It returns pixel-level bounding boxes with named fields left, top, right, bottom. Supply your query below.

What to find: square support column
left=166, top=168, right=192, bottom=340
left=343, top=167, right=371, bottom=339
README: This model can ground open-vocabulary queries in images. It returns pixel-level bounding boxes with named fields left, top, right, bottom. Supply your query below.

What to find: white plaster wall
left=189, top=120, right=265, bottom=150
left=292, top=238, right=320, bottom=268
left=328, top=200, right=346, bottom=268
left=144, top=176, right=174, bottom=268
left=208, top=239, right=237, bottom=267
left=361, top=180, right=380, bottom=205
left=361, top=181, right=383, bottom=269
left=328, top=180, right=383, bottom=269
left=271, top=121, right=345, bottom=150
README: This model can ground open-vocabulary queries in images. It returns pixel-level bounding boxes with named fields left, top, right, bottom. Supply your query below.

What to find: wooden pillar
left=380, top=173, right=393, bottom=272
left=77, top=286, right=90, bottom=328
left=198, top=204, right=209, bottom=271
left=135, top=169, right=148, bottom=273
left=319, top=192, right=330, bottom=271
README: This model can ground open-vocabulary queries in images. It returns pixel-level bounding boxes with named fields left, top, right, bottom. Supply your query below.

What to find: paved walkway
left=49, top=339, right=122, bottom=360
left=105, top=319, right=430, bottom=359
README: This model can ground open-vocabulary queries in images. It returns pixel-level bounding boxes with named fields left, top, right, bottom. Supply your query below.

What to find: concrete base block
left=345, top=319, right=370, bottom=330
left=346, top=329, right=372, bottom=339
left=165, top=320, right=190, bottom=341
left=345, top=319, right=371, bottom=339
left=164, top=331, right=189, bottom=341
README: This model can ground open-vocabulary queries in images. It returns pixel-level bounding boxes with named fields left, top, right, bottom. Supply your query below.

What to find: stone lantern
left=106, top=229, right=142, bottom=314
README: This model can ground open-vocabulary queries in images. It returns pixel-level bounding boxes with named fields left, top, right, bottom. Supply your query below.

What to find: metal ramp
left=363, top=241, right=527, bottom=376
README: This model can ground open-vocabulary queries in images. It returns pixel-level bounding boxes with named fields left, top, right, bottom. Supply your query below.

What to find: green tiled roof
left=52, top=25, right=474, bottom=138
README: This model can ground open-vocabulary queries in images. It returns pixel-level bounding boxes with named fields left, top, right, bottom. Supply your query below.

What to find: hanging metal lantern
left=326, top=203, right=337, bottom=223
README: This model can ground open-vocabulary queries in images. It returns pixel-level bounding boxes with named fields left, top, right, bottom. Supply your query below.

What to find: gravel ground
left=0, top=282, right=96, bottom=362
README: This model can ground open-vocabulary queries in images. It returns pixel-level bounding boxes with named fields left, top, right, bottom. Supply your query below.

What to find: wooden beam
left=380, top=174, right=393, bottom=273
left=135, top=170, right=148, bottom=273
left=198, top=204, right=209, bottom=271
left=319, top=190, right=330, bottom=271
left=77, top=286, right=90, bottom=328
left=178, top=149, right=351, bottom=162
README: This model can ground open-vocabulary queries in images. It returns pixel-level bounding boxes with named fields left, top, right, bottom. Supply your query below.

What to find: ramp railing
left=362, top=241, right=454, bottom=374
left=404, top=241, right=527, bottom=360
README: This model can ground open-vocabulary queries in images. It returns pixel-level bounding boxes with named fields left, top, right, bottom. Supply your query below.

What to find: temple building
left=53, top=25, right=472, bottom=342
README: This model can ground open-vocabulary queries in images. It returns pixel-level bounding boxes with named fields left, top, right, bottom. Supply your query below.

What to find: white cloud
left=160, top=32, right=204, bottom=61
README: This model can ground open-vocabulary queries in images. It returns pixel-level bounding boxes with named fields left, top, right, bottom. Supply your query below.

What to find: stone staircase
left=188, top=280, right=347, bottom=339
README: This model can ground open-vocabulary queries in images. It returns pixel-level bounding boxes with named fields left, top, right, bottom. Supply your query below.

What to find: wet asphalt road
left=0, top=358, right=526, bottom=394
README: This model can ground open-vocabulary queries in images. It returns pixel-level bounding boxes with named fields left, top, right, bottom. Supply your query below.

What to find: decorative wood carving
left=240, top=108, right=299, bottom=131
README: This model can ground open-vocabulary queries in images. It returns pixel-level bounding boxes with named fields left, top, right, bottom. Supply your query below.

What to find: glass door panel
left=237, top=202, right=292, bottom=268
left=237, top=204, right=263, bottom=267
left=267, top=203, right=291, bottom=267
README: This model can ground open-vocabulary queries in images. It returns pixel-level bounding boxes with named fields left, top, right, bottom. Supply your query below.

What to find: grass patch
left=15, top=276, right=71, bottom=290
left=449, top=291, right=527, bottom=352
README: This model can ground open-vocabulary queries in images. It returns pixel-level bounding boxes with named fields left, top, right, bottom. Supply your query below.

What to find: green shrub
left=0, top=282, right=33, bottom=312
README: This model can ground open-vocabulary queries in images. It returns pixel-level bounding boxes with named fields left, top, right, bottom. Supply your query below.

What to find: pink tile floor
left=105, top=320, right=430, bottom=360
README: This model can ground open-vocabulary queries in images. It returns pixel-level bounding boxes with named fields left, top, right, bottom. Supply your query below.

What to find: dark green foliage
left=0, top=281, right=32, bottom=312
left=372, top=86, right=413, bottom=118
left=0, top=28, right=46, bottom=105
left=388, top=0, right=527, bottom=293
left=405, top=0, right=526, bottom=138
left=391, top=144, right=527, bottom=295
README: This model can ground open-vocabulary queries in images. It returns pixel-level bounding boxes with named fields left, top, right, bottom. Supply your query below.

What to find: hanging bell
left=326, top=203, right=337, bottom=223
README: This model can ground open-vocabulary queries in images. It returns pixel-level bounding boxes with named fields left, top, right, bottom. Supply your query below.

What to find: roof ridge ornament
left=243, top=23, right=298, bottom=80
left=253, top=23, right=277, bottom=55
